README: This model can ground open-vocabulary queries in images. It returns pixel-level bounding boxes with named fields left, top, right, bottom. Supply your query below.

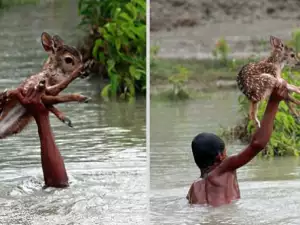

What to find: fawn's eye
left=291, top=54, right=295, bottom=58
left=64, top=57, right=73, bottom=64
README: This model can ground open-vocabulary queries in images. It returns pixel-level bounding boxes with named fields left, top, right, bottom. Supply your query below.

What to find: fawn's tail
left=0, top=99, right=33, bottom=139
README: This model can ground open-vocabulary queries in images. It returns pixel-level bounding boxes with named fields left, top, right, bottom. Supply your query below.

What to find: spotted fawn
left=237, top=36, right=300, bottom=128
left=0, top=32, right=93, bottom=139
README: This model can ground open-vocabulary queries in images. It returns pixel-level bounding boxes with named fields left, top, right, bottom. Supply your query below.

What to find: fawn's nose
left=38, top=80, right=46, bottom=89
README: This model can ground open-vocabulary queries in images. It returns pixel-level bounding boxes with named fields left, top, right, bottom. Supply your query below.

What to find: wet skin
left=15, top=81, right=69, bottom=188
left=187, top=81, right=289, bottom=207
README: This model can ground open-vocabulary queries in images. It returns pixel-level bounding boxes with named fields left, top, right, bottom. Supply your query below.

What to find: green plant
left=78, top=0, right=146, bottom=101
left=212, top=38, right=230, bottom=66
left=167, top=65, right=190, bottom=100
left=286, top=29, right=300, bottom=55
left=150, top=45, right=160, bottom=72
left=225, top=70, right=300, bottom=157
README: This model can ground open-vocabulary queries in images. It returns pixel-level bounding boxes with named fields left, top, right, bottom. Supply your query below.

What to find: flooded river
left=150, top=91, right=300, bottom=225
left=0, top=1, right=146, bottom=224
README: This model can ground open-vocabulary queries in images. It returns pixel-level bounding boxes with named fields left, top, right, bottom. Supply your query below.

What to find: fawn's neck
left=42, top=58, right=68, bottom=86
left=265, top=51, right=286, bottom=69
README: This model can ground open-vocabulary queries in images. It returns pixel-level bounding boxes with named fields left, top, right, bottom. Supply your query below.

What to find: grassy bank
left=150, top=57, right=253, bottom=100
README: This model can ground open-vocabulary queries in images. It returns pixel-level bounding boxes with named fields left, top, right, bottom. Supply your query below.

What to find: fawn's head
left=269, top=36, right=300, bottom=68
left=41, top=32, right=83, bottom=75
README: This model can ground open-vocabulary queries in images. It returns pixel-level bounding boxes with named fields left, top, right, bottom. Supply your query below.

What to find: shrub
left=212, top=37, right=230, bottom=66
left=78, top=0, right=146, bottom=100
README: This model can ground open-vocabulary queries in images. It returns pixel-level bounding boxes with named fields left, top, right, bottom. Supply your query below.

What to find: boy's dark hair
left=191, top=132, right=225, bottom=169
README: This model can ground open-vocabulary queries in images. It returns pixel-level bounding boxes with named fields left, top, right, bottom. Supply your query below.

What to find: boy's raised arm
left=210, top=81, right=288, bottom=177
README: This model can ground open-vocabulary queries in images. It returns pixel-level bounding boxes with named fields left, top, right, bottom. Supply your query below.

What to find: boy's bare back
left=187, top=171, right=240, bottom=207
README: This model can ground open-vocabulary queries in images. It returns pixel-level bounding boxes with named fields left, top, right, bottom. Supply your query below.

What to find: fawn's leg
left=46, top=65, right=83, bottom=96
left=250, top=101, right=260, bottom=128
left=249, top=102, right=254, bottom=121
left=276, top=76, right=300, bottom=94
left=42, top=94, right=89, bottom=105
left=287, top=94, right=300, bottom=105
left=286, top=84, right=300, bottom=94
left=285, top=100, right=299, bottom=118
left=47, top=105, right=73, bottom=128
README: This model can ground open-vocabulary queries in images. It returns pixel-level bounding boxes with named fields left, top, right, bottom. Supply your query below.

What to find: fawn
left=237, top=36, right=300, bottom=128
left=0, top=32, right=93, bottom=139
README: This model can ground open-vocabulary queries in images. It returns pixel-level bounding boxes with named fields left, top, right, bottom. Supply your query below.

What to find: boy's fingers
left=15, top=90, right=26, bottom=105
left=26, top=87, right=35, bottom=99
left=280, top=86, right=288, bottom=99
left=28, top=88, right=38, bottom=102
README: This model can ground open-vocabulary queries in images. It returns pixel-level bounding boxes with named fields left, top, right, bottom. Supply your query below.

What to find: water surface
left=0, top=2, right=146, bottom=224
left=150, top=91, right=300, bottom=225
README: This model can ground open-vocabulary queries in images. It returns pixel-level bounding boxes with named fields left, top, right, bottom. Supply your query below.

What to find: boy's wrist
left=33, top=112, right=50, bottom=122
left=268, top=95, right=283, bottom=103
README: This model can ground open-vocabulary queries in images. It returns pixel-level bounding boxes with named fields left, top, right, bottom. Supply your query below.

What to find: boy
left=14, top=81, right=69, bottom=188
left=187, top=81, right=289, bottom=207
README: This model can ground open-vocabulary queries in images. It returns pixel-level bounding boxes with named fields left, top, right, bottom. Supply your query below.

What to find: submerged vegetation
left=163, top=65, right=190, bottom=101
left=212, top=37, right=231, bottom=67
left=78, top=0, right=146, bottom=101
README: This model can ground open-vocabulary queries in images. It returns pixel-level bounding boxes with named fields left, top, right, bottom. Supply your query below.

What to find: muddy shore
left=151, top=0, right=300, bottom=59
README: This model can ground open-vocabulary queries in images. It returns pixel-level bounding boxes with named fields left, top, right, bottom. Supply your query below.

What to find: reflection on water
left=0, top=1, right=146, bottom=224
left=150, top=92, right=300, bottom=225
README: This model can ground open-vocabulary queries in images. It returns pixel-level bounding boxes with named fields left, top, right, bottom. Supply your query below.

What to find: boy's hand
left=16, top=80, right=49, bottom=116
left=270, top=80, right=288, bottom=102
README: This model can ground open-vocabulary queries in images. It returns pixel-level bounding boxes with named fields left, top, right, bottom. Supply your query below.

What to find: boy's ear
left=41, top=32, right=53, bottom=53
left=217, top=151, right=226, bottom=161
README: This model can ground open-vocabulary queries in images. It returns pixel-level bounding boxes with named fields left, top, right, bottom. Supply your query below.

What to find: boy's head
left=191, top=133, right=226, bottom=170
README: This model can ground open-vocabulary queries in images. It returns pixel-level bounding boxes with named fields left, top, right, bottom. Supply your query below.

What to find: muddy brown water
left=150, top=91, right=300, bottom=225
left=0, top=1, right=146, bottom=224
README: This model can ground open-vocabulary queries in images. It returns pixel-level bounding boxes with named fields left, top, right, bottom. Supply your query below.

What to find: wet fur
left=0, top=32, right=87, bottom=138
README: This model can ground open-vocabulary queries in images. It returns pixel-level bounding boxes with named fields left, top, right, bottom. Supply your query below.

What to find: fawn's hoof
left=83, top=97, right=91, bottom=103
left=78, top=95, right=91, bottom=103
left=62, top=117, right=73, bottom=128
left=295, top=116, right=300, bottom=124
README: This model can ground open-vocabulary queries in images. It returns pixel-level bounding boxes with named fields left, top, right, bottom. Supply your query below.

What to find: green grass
left=150, top=57, right=255, bottom=101
left=151, top=58, right=250, bottom=86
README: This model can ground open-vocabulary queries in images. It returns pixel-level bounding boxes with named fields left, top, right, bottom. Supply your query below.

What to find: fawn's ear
left=270, top=36, right=284, bottom=50
left=52, top=35, right=64, bottom=51
left=41, top=32, right=53, bottom=52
